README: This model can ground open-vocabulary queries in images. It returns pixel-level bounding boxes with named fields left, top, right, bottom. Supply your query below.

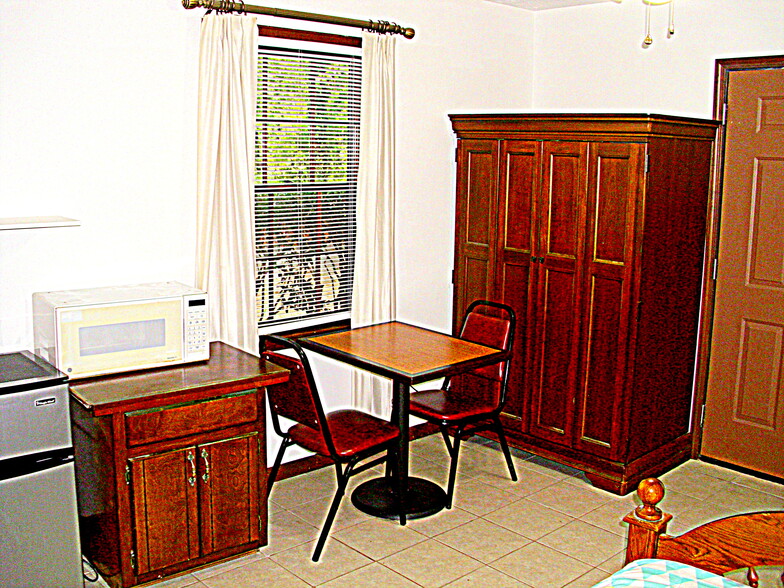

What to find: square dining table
left=298, top=320, right=506, bottom=524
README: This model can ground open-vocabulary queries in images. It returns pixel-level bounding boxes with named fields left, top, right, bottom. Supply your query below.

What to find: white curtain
left=195, top=14, right=259, bottom=355
left=351, top=33, right=397, bottom=417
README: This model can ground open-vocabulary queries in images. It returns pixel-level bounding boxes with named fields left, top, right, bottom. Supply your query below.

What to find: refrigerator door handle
left=0, top=447, right=74, bottom=482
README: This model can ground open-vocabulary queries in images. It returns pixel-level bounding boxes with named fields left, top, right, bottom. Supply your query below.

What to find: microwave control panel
left=184, top=295, right=210, bottom=360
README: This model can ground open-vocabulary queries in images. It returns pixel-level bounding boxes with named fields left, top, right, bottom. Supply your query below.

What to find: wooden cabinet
left=450, top=114, right=719, bottom=494
left=69, top=342, right=288, bottom=588
left=128, top=432, right=260, bottom=575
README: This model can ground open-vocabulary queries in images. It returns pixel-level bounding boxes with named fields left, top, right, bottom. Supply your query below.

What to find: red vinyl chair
left=409, top=300, right=517, bottom=508
left=262, top=335, right=400, bottom=561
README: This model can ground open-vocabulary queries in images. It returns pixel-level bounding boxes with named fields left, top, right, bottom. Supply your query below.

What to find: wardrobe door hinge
left=125, top=464, right=131, bottom=485
left=130, top=549, right=137, bottom=572
left=712, top=257, right=718, bottom=281
left=644, top=151, right=650, bottom=174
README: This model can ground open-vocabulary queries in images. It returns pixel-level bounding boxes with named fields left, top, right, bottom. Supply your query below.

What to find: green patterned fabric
left=592, top=559, right=746, bottom=588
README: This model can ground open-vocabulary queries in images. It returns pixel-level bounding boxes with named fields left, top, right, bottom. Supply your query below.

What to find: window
left=255, top=28, right=361, bottom=333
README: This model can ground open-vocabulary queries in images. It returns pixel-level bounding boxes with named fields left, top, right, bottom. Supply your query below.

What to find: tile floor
left=87, top=435, right=784, bottom=588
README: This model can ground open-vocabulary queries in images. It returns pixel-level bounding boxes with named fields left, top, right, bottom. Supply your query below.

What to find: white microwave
left=33, top=282, right=209, bottom=379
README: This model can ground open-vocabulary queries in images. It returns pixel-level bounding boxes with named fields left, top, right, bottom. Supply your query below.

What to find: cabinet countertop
left=69, top=341, right=289, bottom=416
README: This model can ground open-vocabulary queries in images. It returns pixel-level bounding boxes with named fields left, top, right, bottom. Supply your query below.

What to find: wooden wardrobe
left=449, top=114, right=718, bottom=495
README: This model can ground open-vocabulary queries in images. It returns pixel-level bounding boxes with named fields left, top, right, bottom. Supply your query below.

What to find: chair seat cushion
left=410, top=386, right=499, bottom=422
left=289, top=409, right=399, bottom=459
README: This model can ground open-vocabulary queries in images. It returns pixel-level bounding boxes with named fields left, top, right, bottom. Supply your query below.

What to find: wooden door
left=701, top=64, right=784, bottom=478
left=496, top=140, right=541, bottom=418
left=198, top=433, right=260, bottom=555
left=453, top=139, right=500, bottom=332
left=528, top=141, right=588, bottom=446
left=575, top=142, right=643, bottom=459
left=129, top=448, right=199, bottom=575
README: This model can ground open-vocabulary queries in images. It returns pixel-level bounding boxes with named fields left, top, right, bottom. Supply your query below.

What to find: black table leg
left=351, top=380, right=446, bottom=521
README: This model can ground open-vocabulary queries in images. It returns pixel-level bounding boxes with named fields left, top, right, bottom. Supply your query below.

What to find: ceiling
left=485, top=0, right=617, bottom=10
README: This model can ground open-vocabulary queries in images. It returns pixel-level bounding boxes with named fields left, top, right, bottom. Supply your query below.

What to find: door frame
left=691, top=54, right=784, bottom=457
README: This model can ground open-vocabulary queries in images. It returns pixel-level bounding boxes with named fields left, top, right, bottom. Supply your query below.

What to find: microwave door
left=57, top=298, right=184, bottom=378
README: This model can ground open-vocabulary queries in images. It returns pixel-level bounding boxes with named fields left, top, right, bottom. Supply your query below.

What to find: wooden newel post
left=622, top=478, right=673, bottom=564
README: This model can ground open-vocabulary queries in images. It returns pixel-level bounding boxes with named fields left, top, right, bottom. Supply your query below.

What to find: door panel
left=532, top=267, right=580, bottom=441
left=702, top=66, right=784, bottom=478
left=576, top=143, right=642, bottom=458
left=454, top=140, right=499, bottom=331
left=545, top=144, right=586, bottom=258
left=129, top=448, right=199, bottom=575
left=528, top=142, right=587, bottom=444
left=498, top=141, right=540, bottom=418
left=199, top=434, right=260, bottom=555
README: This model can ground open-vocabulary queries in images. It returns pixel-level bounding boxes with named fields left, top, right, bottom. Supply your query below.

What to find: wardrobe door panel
left=454, top=140, right=499, bottom=330
left=531, top=267, right=580, bottom=441
left=528, top=142, right=587, bottom=444
left=499, top=141, right=539, bottom=253
left=577, top=143, right=643, bottom=458
left=498, top=141, right=540, bottom=418
left=544, top=143, right=587, bottom=259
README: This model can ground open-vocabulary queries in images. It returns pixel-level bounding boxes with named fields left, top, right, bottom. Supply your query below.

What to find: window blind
left=255, top=43, right=361, bottom=331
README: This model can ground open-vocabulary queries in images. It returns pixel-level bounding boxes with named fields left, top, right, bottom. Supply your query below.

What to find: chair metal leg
left=267, top=436, right=292, bottom=493
left=441, top=426, right=462, bottom=509
left=494, top=416, right=517, bottom=482
left=439, top=425, right=455, bottom=453
left=312, top=462, right=350, bottom=562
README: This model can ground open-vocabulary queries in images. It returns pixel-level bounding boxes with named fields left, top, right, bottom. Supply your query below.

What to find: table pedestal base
left=351, top=477, right=447, bottom=520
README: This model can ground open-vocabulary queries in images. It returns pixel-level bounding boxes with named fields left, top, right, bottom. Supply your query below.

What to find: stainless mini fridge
left=0, top=350, right=84, bottom=588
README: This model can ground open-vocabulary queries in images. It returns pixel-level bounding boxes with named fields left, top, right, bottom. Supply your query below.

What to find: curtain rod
left=182, top=0, right=415, bottom=39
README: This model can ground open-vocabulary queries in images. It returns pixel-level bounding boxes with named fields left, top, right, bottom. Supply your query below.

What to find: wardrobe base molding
left=488, top=418, right=693, bottom=495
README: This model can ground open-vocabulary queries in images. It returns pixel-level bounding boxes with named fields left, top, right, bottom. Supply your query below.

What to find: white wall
left=0, top=0, right=534, bottom=354
left=530, top=0, right=784, bottom=117
left=0, top=1, right=201, bottom=351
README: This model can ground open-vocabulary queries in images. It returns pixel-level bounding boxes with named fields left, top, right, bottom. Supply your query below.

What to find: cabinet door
left=198, top=433, right=260, bottom=555
left=129, top=447, right=200, bottom=575
left=496, top=140, right=540, bottom=417
left=454, top=139, right=499, bottom=332
left=575, top=142, right=643, bottom=458
left=528, top=141, right=588, bottom=445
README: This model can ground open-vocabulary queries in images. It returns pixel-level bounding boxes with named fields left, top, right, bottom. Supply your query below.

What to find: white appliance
left=0, top=350, right=83, bottom=588
left=33, top=281, right=209, bottom=379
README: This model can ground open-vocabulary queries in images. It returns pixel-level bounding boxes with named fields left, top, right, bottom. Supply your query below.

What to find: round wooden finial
left=635, top=477, right=665, bottom=521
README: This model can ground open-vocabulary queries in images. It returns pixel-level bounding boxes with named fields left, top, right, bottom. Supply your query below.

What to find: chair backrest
left=261, top=335, right=338, bottom=458
left=447, top=300, right=516, bottom=405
